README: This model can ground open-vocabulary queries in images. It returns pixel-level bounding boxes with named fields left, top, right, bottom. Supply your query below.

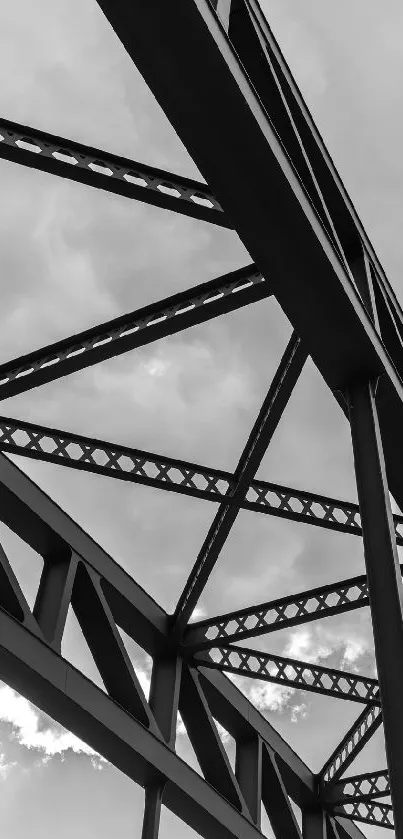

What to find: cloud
left=189, top=605, right=207, bottom=622
left=230, top=626, right=373, bottom=722
left=0, top=683, right=103, bottom=768
left=284, top=628, right=333, bottom=664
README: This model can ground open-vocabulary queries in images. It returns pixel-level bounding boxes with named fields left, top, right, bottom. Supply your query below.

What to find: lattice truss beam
left=0, top=0, right=402, bottom=836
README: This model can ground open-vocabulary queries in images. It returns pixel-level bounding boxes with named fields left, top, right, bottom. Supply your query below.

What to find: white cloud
left=284, top=628, right=333, bottom=664
left=229, top=627, right=373, bottom=722
left=0, top=684, right=103, bottom=767
left=247, top=680, right=295, bottom=714
left=189, top=605, right=207, bottom=622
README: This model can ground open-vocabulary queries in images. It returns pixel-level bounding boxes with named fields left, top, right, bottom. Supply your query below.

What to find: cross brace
left=321, top=703, right=382, bottom=784
left=325, top=770, right=390, bottom=804
left=1, top=415, right=402, bottom=549
left=0, top=117, right=229, bottom=227
left=330, top=801, right=394, bottom=831
left=194, top=645, right=380, bottom=706
left=185, top=574, right=371, bottom=649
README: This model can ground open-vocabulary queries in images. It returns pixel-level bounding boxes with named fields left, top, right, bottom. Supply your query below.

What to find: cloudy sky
left=0, top=0, right=401, bottom=836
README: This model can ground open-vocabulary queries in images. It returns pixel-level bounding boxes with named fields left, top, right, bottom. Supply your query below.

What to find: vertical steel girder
left=349, top=382, right=403, bottom=836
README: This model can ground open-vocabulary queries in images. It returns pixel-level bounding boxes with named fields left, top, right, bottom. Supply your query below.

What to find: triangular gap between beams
left=175, top=711, right=205, bottom=779
left=0, top=0, right=203, bottom=176
left=255, top=356, right=357, bottom=503
left=159, top=804, right=202, bottom=839
left=0, top=522, right=44, bottom=612
left=116, top=625, right=153, bottom=701
left=61, top=604, right=106, bottom=693
left=211, top=714, right=237, bottom=773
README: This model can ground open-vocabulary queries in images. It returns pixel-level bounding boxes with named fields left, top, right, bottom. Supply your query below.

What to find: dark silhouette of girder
left=0, top=0, right=401, bottom=836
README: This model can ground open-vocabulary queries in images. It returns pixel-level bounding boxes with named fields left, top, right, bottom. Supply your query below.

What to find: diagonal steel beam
left=320, top=703, right=382, bottom=784
left=195, top=645, right=380, bottom=706
left=324, top=770, right=390, bottom=805
left=0, top=117, right=230, bottom=228
left=172, top=333, right=307, bottom=633
left=184, top=575, right=370, bottom=650
left=0, top=264, right=266, bottom=399
left=1, top=415, right=403, bottom=545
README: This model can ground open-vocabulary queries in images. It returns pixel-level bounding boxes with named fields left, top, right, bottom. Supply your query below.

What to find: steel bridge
left=0, top=0, right=402, bottom=836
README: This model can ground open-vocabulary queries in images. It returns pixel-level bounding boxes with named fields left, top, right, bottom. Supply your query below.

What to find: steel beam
left=0, top=607, right=264, bottom=839
left=0, top=453, right=364, bottom=839
left=0, top=601, right=361, bottom=839
left=331, top=801, right=394, bottom=830
left=141, top=785, right=164, bottom=839
left=261, top=745, right=302, bottom=839
left=195, top=645, right=380, bottom=705
left=235, top=735, right=262, bottom=825
left=197, top=666, right=316, bottom=810
left=33, top=549, right=78, bottom=650
left=244, top=0, right=401, bottom=331
left=185, top=575, right=370, bottom=650
left=3, top=415, right=403, bottom=547
left=0, top=451, right=169, bottom=654
left=173, top=333, right=307, bottom=631
left=325, top=770, right=390, bottom=804
left=0, top=117, right=229, bottom=227
left=302, top=810, right=327, bottom=839
left=94, top=0, right=403, bottom=522
left=178, top=664, right=250, bottom=814
left=0, top=450, right=318, bottom=801
left=0, top=264, right=266, bottom=399
left=320, top=703, right=382, bottom=785
left=349, top=381, right=403, bottom=837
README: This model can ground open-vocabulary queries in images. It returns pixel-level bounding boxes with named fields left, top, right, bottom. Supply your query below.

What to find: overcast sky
left=0, top=0, right=400, bottom=836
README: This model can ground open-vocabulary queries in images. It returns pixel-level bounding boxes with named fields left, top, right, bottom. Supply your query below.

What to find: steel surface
left=0, top=0, right=400, bottom=836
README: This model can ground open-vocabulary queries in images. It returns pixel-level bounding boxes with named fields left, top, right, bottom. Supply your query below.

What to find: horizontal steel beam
left=0, top=117, right=230, bottom=227
left=1, top=415, right=403, bottom=545
left=185, top=574, right=370, bottom=649
left=0, top=264, right=266, bottom=399
left=325, top=770, right=390, bottom=804
left=194, top=645, right=380, bottom=705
